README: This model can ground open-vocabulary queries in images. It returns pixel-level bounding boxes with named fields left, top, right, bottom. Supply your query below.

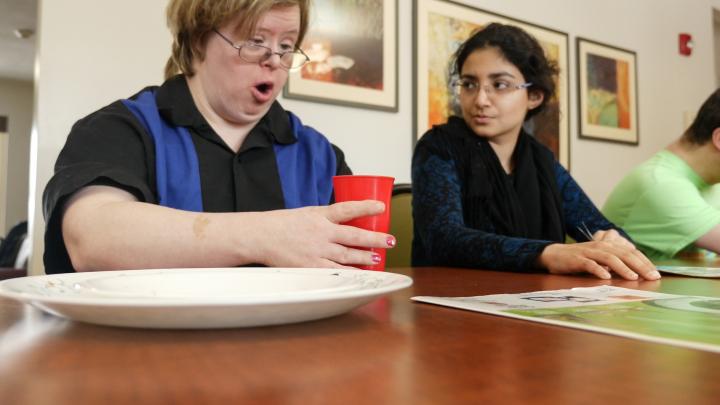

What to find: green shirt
left=603, top=150, right=720, bottom=260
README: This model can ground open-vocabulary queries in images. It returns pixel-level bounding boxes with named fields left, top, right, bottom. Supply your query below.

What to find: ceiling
left=0, top=0, right=37, bottom=81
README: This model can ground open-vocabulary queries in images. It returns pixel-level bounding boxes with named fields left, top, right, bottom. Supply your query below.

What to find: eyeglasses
left=453, top=78, right=533, bottom=98
left=213, top=29, right=310, bottom=71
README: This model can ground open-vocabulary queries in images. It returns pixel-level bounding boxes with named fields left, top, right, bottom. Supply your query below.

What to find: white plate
left=0, top=268, right=412, bottom=329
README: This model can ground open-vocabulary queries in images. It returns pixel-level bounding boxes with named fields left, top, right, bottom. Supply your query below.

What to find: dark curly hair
left=683, top=88, right=720, bottom=145
left=452, top=23, right=558, bottom=120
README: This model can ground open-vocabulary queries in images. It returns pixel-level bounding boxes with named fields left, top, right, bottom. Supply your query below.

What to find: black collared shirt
left=43, top=75, right=350, bottom=273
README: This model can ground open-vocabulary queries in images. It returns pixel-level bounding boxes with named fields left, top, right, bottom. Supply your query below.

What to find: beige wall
left=0, top=78, right=32, bottom=234
left=286, top=0, right=718, bottom=204
left=29, top=0, right=720, bottom=274
left=0, top=119, right=5, bottom=233
left=715, top=9, right=720, bottom=86
left=30, top=0, right=169, bottom=274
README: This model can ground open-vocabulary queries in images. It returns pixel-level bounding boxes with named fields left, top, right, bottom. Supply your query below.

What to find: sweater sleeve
left=553, top=161, right=630, bottom=241
left=411, top=135, right=554, bottom=271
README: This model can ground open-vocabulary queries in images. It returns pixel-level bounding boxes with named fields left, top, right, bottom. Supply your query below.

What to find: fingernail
left=386, top=236, right=396, bottom=247
left=372, top=254, right=382, bottom=264
left=650, top=271, right=661, bottom=279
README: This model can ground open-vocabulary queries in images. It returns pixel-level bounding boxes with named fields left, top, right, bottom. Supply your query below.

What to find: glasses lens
left=239, top=44, right=269, bottom=62
left=455, top=80, right=478, bottom=95
left=238, top=43, right=309, bottom=71
left=285, top=51, right=309, bottom=70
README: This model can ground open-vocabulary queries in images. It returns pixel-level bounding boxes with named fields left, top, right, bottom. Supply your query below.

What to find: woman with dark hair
left=411, top=23, right=658, bottom=280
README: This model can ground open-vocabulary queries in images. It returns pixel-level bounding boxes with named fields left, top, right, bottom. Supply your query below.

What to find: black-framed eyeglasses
left=213, top=29, right=310, bottom=71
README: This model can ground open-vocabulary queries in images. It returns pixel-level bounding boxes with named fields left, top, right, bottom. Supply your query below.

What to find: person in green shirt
left=603, top=89, right=720, bottom=260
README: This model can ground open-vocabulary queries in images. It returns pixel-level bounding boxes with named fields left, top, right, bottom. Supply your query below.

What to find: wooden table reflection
left=1, top=267, right=720, bottom=404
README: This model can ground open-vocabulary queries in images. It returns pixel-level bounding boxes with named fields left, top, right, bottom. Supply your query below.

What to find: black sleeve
left=327, top=143, right=351, bottom=205
left=554, top=161, right=632, bottom=242
left=332, top=143, right=352, bottom=175
left=42, top=100, right=157, bottom=273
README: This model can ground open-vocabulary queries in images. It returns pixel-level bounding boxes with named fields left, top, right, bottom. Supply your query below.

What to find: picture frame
left=413, top=0, right=570, bottom=167
left=576, top=37, right=639, bottom=145
left=284, top=0, right=398, bottom=112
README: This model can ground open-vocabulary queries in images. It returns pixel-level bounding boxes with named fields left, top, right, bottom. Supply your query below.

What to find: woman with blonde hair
left=43, top=0, right=395, bottom=273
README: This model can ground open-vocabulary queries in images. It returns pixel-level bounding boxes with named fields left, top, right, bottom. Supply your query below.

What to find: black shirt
left=43, top=75, right=351, bottom=273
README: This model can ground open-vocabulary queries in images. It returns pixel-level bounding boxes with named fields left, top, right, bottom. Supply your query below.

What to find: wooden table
left=0, top=267, right=26, bottom=280
left=1, top=267, right=719, bottom=404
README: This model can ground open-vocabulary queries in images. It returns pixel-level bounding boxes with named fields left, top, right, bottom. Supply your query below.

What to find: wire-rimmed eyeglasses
left=213, top=29, right=310, bottom=71
left=453, top=78, right=533, bottom=98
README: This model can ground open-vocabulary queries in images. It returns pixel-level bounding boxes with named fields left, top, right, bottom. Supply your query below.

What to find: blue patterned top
left=412, top=122, right=625, bottom=271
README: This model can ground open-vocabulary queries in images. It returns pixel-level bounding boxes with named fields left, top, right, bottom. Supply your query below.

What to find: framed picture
left=284, top=0, right=398, bottom=111
left=577, top=37, right=638, bottom=144
left=413, top=0, right=570, bottom=167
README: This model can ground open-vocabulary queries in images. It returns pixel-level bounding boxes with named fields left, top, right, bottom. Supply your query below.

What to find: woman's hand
left=253, top=200, right=396, bottom=269
left=592, top=228, right=636, bottom=250
left=537, top=239, right=660, bottom=280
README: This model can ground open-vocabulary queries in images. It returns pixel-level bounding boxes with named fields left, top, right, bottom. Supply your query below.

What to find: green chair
left=386, top=183, right=413, bottom=268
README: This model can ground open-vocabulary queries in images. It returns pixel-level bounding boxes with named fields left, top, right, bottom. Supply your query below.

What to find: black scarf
left=443, top=116, right=565, bottom=242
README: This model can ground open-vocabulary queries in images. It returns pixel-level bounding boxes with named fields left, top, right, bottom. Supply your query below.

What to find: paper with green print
left=655, top=266, right=720, bottom=278
left=412, top=286, right=720, bottom=353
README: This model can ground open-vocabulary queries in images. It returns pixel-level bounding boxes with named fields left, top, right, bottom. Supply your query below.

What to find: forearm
left=420, top=221, right=553, bottom=271
left=693, top=223, right=720, bottom=254
left=62, top=185, right=393, bottom=271
left=63, top=190, right=269, bottom=271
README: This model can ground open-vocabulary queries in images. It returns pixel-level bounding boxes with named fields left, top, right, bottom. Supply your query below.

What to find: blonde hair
left=164, top=0, right=310, bottom=79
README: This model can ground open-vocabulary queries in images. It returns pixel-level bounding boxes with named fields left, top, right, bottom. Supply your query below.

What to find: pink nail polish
left=372, top=254, right=382, bottom=264
left=386, top=237, right=396, bottom=247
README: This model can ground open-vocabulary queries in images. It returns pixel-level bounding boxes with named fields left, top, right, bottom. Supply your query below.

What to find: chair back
left=0, top=221, right=27, bottom=268
left=386, top=183, right=412, bottom=268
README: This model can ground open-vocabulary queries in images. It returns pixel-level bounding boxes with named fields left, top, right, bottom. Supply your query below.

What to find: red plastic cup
left=332, top=175, right=395, bottom=270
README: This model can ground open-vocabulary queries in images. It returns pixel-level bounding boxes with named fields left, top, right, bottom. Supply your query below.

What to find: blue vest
left=122, top=90, right=336, bottom=211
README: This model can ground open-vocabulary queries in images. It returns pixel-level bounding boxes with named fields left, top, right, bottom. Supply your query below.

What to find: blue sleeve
left=412, top=140, right=553, bottom=271
left=554, top=161, right=630, bottom=241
